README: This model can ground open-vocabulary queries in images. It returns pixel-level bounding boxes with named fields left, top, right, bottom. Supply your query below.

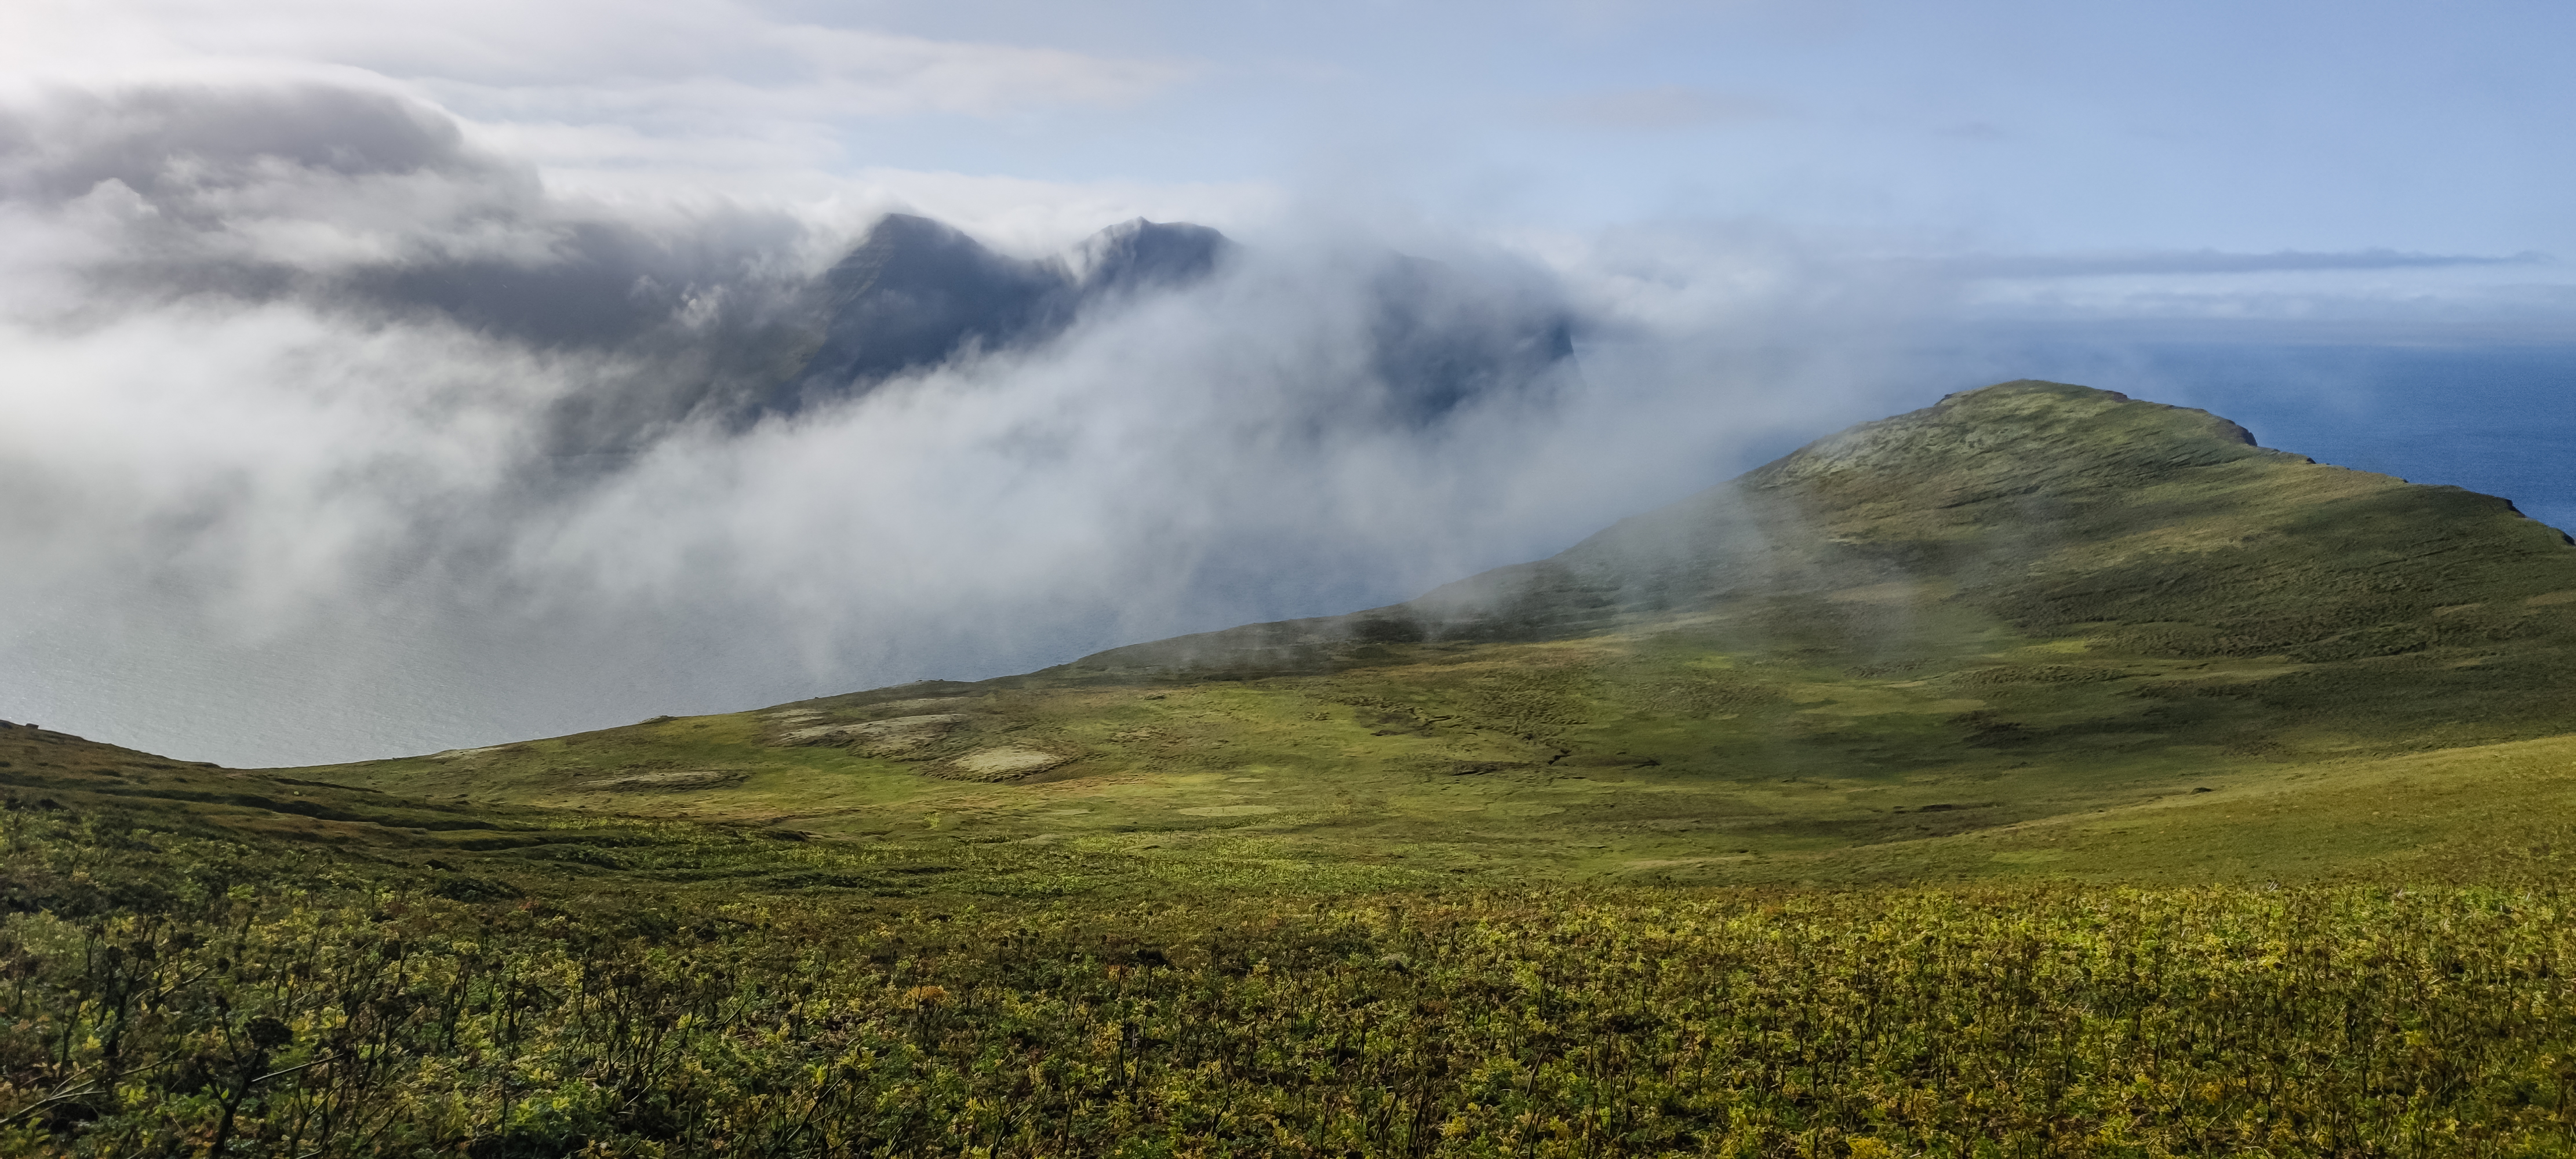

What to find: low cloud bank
left=0, top=82, right=1951, bottom=765
left=14, top=81, right=2552, bottom=766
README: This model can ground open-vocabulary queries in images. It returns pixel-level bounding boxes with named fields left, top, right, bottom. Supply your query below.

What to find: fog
left=8, top=72, right=2570, bottom=767
left=0, top=82, right=1979, bottom=765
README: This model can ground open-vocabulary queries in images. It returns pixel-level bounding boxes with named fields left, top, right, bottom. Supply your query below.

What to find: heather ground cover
left=9, top=796, right=2576, bottom=1157
left=14, top=382, right=2576, bottom=1154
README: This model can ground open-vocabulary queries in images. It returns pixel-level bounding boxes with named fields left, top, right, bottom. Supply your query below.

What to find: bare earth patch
left=581, top=770, right=747, bottom=791
left=861, top=697, right=973, bottom=716
left=1179, top=804, right=1280, bottom=817
left=944, top=746, right=1071, bottom=781
left=785, top=714, right=968, bottom=755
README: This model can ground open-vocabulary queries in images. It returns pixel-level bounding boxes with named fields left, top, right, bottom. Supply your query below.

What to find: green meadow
left=12, top=381, right=2576, bottom=1154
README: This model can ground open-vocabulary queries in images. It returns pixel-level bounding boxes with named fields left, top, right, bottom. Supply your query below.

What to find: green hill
left=243, top=380, right=2576, bottom=892
left=18, top=380, right=2576, bottom=1156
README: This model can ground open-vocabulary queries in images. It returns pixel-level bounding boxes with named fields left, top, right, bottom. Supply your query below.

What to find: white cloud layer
left=0, top=81, right=1956, bottom=765
left=0, top=0, right=1186, bottom=115
left=0, top=0, right=1194, bottom=199
left=2, top=0, right=2570, bottom=766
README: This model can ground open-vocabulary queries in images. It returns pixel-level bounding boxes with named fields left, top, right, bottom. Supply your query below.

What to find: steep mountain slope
left=773, top=213, right=1077, bottom=409
left=287, top=381, right=2576, bottom=887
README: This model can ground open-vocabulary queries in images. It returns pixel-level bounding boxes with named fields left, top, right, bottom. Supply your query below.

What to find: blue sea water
left=1938, top=342, right=2576, bottom=537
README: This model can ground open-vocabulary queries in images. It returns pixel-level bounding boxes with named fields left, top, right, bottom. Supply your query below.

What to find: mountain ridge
left=1051, top=381, right=2570, bottom=688
left=765, top=214, right=1231, bottom=415
left=760, top=213, right=1581, bottom=423
left=24, top=379, right=2576, bottom=892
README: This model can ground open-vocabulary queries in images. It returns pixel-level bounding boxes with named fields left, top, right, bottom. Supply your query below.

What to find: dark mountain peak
left=765, top=215, right=1070, bottom=414
left=1071, top=218, right=1233, bottom=294
left=858, top=211, right=961, bottom=243
left=824, top=214, right=1037, bottom=294
left=766, top=214, right=1234, bottom=415
left=1362, top=253, right=1578, bottom=423
left=765, top=212, right=1578, bottom=422
left=817, top=213, right=1057, bottom=319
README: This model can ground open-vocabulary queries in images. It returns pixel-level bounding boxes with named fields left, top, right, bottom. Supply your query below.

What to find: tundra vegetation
left=10, top=382, right=2576, bottom=1155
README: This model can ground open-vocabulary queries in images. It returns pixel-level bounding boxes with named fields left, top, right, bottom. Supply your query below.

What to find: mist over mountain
left=10, top=11, right=2576, bottom=1153
left=270, top=382, right=2576, bottom=891
left=763, top=212, right=1574, bottom=428
left=0, top=82, right=1788, bottom=767
left=1065, top=381, right=2576, bottom=705
left=769, top=214, right=1222, bottom=416
left=2, top=83, right=1585, bottom=457
left=3, top=70, right=2566, bottom=768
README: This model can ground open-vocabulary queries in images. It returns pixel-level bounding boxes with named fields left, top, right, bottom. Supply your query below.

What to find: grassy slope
left=19, top=380, right=2576, bottom=1157
left=204, top=380, right=2576, bottom=896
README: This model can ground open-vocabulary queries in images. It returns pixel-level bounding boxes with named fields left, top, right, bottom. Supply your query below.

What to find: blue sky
left=825, top=0, right=2571, bottom=256
left=12, top=0, right=2568, bottom=268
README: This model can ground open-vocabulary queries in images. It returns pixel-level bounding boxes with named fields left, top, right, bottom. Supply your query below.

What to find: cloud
left=1950, top=249, right=2550, bottom=280
left=2, top=0, right=1190, bottom=112
left=1920, top=247, right=2575, bottom=342
left=2, top=11, right=2568, bottom=771
left=0, top=0, right=1196, bottom=191
left=1542, top=85, right=1776, bottom=130
left=45, top=79, right=2565, bottom=770
left=0, top=81, right=1953, bottom=766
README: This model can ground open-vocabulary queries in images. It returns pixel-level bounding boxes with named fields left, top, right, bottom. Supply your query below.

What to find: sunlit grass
left=11, top=797, right=2576, bottom=1156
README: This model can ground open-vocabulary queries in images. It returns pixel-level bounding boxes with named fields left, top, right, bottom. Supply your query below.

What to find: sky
left=2, top=0, right=2571, bottom=766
